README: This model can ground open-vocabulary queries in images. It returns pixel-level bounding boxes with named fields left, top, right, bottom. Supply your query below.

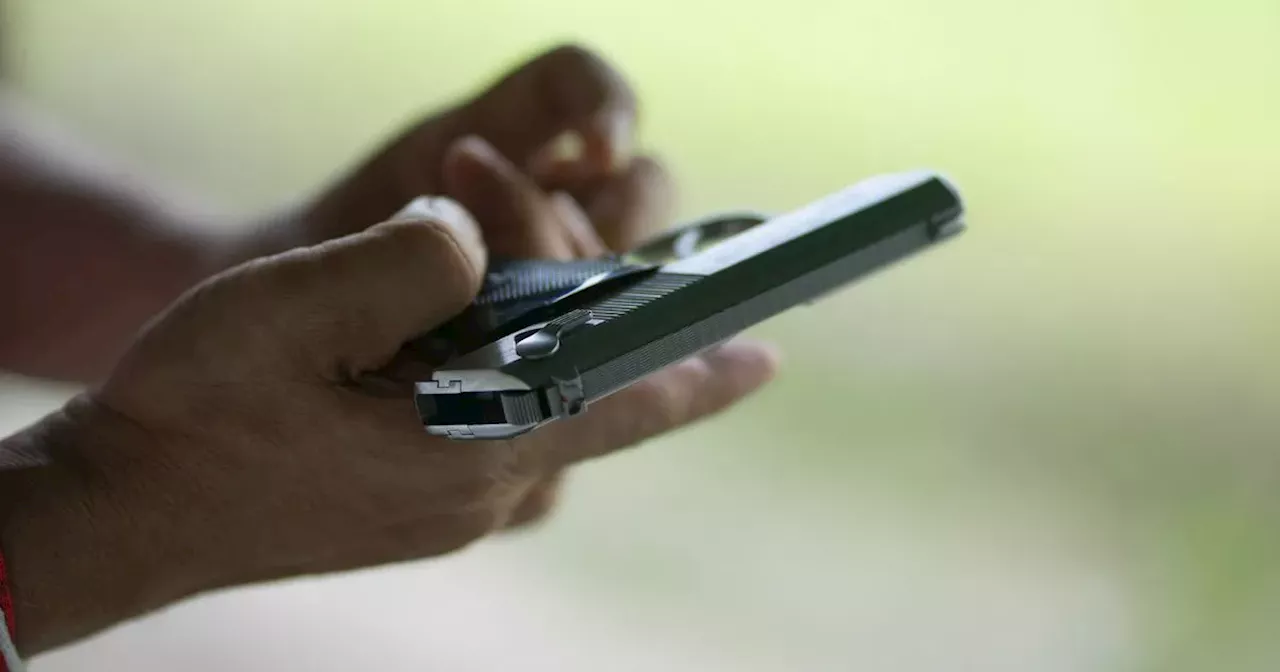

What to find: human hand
left=1, top=194, right=777, bottom=654
left=239, top=43, right=649, bottom=260
left=0, top=43, right=657, bottom=384
left=436, top=132, right=674, bottom=526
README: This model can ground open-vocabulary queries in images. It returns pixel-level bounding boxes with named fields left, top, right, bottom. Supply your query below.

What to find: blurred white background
left=3, top=0, right=1279, bottom=670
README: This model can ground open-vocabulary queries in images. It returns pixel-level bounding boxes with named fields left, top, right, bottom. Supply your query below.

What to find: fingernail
left=388, top=196, right=436, bottom=222
left=389, top=196, right=480, bottom=242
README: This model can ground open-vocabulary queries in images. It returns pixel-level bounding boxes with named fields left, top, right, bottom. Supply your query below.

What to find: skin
left=1, top=44, right=651, bottom=382
left=0, top=45, right=778, bottom=656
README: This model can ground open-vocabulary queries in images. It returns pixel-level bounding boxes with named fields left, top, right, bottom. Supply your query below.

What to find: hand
left=241, top=43, right=646, bottom=259
left=1, top=196, right=778, bottom=654
left=438, top=133, right=674, bottom=527
left=0, top=42, right=653, bottom=384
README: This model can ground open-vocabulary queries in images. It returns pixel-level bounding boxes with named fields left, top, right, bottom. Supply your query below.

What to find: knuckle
left=455, top=506, right=504, bottom=539
left=191, top=255, right=301, bottom=339
left=476, top=440, right=523, bottom=479
left=540, top=43, right=633, bottom=112
left=507, top=490, right=558, bottom=529
left=542, top=43, right=602, bottom=70
left=454, top=442, right=522, bottom=501
left=449, top=476, right=500, bottom=507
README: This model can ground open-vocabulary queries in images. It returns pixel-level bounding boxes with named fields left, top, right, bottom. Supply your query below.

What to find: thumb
left=264, top=197, right=487, bottom=379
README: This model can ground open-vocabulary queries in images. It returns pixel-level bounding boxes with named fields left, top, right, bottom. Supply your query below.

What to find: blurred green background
left=3, top=1, right=1279, bottom=670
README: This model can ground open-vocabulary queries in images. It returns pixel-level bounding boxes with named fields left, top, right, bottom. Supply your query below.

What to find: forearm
left=0, top=92, right=235, bottom=382
left=0, top=396, right=205, bottom=656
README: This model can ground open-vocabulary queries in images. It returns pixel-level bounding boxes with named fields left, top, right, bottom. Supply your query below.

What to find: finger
left=462, top=44, right=636, bottom=173
left=503, top=473, right=564, bottom=530
left=262, top=197, right=487, bottom=378
left=583, top=156, right=675, bottom=252
left=443, top=135, right=577, bottom=260
left=529, top=141, right=598, bottom=189
left=524, top=339, right=781, bottom=469
left=548, top=191, right=609, bottom=257
left=532, top=156, right=597, bottom=199
left=534, top=155, right=674, bottom=253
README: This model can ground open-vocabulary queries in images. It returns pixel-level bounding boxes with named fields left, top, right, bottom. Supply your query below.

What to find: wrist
left=0, top=396, right=214, bottom=655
